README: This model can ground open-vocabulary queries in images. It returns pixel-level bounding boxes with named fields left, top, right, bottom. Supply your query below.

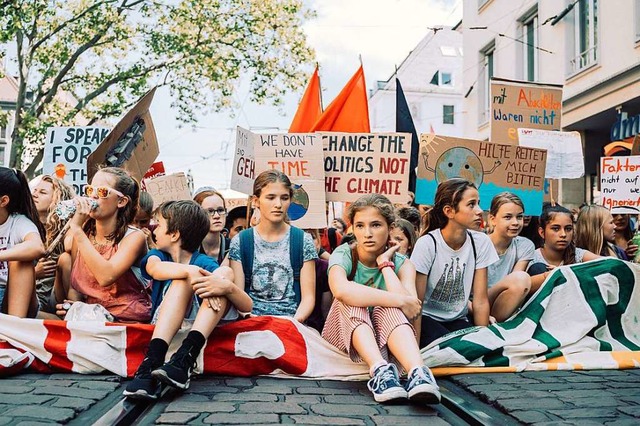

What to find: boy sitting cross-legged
left=124, top=200, right=253, bottom=400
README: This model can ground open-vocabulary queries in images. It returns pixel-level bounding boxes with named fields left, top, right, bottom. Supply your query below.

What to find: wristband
left=377, top=261, right=394, bottom=271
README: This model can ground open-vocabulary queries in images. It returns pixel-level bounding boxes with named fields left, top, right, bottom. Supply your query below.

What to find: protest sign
left=599, top=156, right=640, bottom=215
left=145, top=172, right=192, bottom=208
left=87, top=88, right=159, bottom=182
left=140, top=161, right=166, bottom=191
left=44, top=126, right=110, bottom=195
left=416, top=134, right=547, bottom=215
left=254, top=132, right=327, bottom=228
left=490, top=78, right=562, bottom=145
left=321, top=132, right=412, bottom=204
left=230, top=127, right=255, bottom=195
left=517, top=129, right=584, bottom=179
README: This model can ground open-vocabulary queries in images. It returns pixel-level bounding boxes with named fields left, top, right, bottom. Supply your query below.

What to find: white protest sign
left=600, top=156, right=640, bottom=215
left=44, top=126, right=110, bottom=195
left=517, top=129, right=583, bottom=179
left=145, top=172, right=192, bottom=208
left=230, top=127, right=255, bottom=195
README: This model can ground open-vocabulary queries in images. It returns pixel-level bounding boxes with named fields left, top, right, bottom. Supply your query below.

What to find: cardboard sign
left=321, top=132, right=412, bottom=203
left=254, top=132, right=327, bottom=229
left=230, top=127, right=255, bottom=195
left=517, top=129, right=584, bottom=179
left=416, top=134, right=547, bottom=215
left=87, top=88, right=159, bottom=182
left=140, top=161, right=166, bottom=191
left=145, top=172, right=192, bottom=208
left=600, top=156, right=640, bottom=214
left=43, top=126, right=110, bottom=195
left=490, top=78, right=562, bottom=145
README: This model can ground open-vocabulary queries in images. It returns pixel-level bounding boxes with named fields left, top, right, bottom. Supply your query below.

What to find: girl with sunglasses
left=193, top=187, right=230, bottom=266
left=54, top=167, right=152, bottom=322
left=0, top=167, right=46, bottom=317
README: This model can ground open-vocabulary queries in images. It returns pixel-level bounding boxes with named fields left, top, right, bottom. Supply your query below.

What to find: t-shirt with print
left=528, top=247, right=586, bottom=268
left=0, top=213, right=40, bottom=288
left=411, top=229, right=498, bottom=322
left=329, top=243, right=406, bottom=294
left=229, top=227, right=317, bottom=317
left=487, top=236, right=535, bottom=288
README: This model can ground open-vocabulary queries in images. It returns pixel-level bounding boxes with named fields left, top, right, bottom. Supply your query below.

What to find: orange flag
left=310, top=65, right=370, bottom=132
left=289, top=66, right=322, bottom=132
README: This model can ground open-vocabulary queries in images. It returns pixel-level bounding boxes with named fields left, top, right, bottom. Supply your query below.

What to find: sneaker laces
left=135, top=357, right=156, bottom=379
left=170, top=346, right=198, bottom=372
left=409, top=366, right=438, bottom=389
left=368, top=364, right=398, bottom=392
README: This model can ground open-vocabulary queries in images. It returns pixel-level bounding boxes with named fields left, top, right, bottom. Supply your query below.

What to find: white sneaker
left=367, top=363, right=407, bottom=403
left=405, top=365, right=441, bottom=404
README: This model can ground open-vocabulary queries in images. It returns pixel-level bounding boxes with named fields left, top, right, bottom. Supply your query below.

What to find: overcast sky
left=151, top=0, right=463, bottom=191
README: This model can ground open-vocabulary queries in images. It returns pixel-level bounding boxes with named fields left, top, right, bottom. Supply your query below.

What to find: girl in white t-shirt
left=0, top=167, right=46, bottom=317
left=411, top=179, right=498, bottom=347
left=486, top=192, right=535, bottom=322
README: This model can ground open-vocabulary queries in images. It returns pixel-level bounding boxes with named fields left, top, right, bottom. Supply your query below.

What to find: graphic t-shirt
left=411, top=229, right=498, bottom=321
left=487, top=236, right=535, bottom=288
left=0, top=214, right=40, bottom=288
left=329, top=243, right=406, bottom=292
left=229, top=227, right=317, bottom=317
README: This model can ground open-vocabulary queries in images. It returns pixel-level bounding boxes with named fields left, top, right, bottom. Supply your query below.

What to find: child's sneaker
left=405, top=365, right=441, bottom=404
left=123, top=357, right=161, bottom=400
left=152, top=345, right=197, bottom=390
left=367, top=363, right=407, bottom=403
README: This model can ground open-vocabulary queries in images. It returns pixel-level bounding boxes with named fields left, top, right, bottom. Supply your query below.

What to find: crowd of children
left=1, top=164, right=638, bottom=405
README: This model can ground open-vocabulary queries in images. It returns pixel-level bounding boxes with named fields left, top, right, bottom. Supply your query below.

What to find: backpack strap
left=426, top=232, right=437, bottom=276
left=239, top=228, right=254, bottom=294
left=467, top=231, right=477, bottom=268
left=348, top=245, right=359, bottom=281
left=289, top=226, right=305, bottom=304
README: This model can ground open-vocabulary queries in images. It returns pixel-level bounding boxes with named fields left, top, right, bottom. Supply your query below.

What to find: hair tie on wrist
left=377, top=261, right=394, bottom=271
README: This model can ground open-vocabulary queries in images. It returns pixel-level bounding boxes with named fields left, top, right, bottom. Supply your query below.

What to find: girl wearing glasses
left=54, top=167, right=152, bottom=323
left=193, top=188, right=230, bottom=266
left=0, top=167, right=46, bottom=318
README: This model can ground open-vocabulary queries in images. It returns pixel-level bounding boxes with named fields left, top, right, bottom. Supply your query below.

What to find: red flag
left=289, top=66, right=322, bottom=132
left=310, top=65, right=370, bottom=132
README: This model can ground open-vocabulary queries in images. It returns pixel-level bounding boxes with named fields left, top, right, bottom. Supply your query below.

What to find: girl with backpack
left=411, top=178, right=498, bottom=347
left=228, top=170, right=317, bottom=322
left=0, top=167, right=46, bottom=317
left=322, top=194, right=440, bottom=405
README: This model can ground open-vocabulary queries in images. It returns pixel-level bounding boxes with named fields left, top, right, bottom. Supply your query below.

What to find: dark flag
left=396, top=78, right=419, bottom=193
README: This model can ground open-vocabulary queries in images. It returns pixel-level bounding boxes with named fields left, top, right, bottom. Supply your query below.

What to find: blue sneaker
left=367, top=363, right=407, bottom=403
left=405, top=366, right=441, bottom=404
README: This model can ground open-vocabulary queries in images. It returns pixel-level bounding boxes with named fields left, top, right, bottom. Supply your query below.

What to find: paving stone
left=244, top=385, right=294, bottom=394
left=562, top=375, right=609, bottom=382
left=309, top=403, right=379, bottom=416
left=451, top=375, right=495, bottom=386
left=495, top=397, right=567, bottom=411
left=76, top=381, right=120, bottom=391
left=32, top=385, right=109, bottom=400
left=549, top=408, right=620, bottom=419
left=156, top=412, right=201, bottom=424
left=618, top=406, right=640, bottom=418
left=380, top=404, right=438, bottom=416
left=0, top=385, right=35, bottom=394
left=4, top=406, right=75, bottom=423
left=165, top=401, right=235, bottom=413
left=534, top=421, right=610, bottom=426
left=47, top=374, right=120, bottom=382
left=224, top=378, right=253, bottom=387
left=553, top=389, right=616, bottom=398
left=213, top=392, right=277, bottom=402
left=0, top=418, right=11, bottom=426
left=323, top=395, right=377, bottom=405
left=186, top=382, right=238, bottom=393
left=237, top=402, right=306, bottom=414
left=290, top=415, right=365, bottom=425
left=297, top=386, right=352, bottom=395
left=0, top=394, right=55, bottom=405
left=609, top=388, right=640, bottom=396
left=319, top=380, right=368, bottom=389
left=561, top=397, right=621, bottom=408
left=459, top=383, right=519, bottom=393
left=175, top=394, right=210, bottom=402
left=0, top=380, right=32, bottom=387
left=479, top=375, right=542, bottom=384
left=52, top=396, right=96, bottom=412
left=31, top=379, right=76, bottom=387
left=16, top=422, right=62, bottom=426
left=203, top=413, right=280, bottom=424
left=284, top=395, right=323, bottom=404
left=604, top=381, right=640, bottom=389
left=508, top=410, right=554, bottom=423
left=619, top=396, right=640, bottom=405
left=520, top=383, right=603, bottom=391
left=605, top=419, right=640, bottom=426
left=372, top=415, right=450, bottom=425
left=255, top=378, right=312, bottom=387
left=473, top=389, right=552, bottom=401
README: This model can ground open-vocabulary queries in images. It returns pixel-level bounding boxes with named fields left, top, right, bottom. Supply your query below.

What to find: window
left=478, top=0, right=490, bottom=9
left=0, top=126, right=6, bottom=140
left=636, top=0, right=640, bottom=41
left=522, top=13, right=538, bottom=82
left=429, top=70, right=453, bottom=87
left=0, top=144, right=5, bottom=166
left=570, top=0, right=598, bottom=74
left=440, top=46, right=457, bottom=57
left=478, top=42, right=495, bottom=125
left=443, top=105, right=454, bottom=124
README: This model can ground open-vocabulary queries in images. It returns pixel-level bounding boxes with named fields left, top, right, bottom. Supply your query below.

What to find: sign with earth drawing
left=249, top=129, right=327, bottom=229
left=416, top=134, right=547, bottom=215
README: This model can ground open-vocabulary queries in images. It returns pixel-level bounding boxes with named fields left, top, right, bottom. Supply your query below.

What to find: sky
left=150, top=0, right=463, bottom=192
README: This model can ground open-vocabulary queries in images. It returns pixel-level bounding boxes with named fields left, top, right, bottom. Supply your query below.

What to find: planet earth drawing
left=288, top=183, right=309, bottom=221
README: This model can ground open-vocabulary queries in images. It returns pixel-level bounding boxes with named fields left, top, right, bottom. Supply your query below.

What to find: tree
left=0, top=0, right=315, bottom=175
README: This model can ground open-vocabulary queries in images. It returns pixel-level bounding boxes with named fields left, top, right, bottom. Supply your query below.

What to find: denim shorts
left=0, top=286, right=5, bottom=307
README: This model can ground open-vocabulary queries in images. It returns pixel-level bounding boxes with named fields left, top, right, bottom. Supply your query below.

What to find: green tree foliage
left=0, top=0, right=315, bottom=174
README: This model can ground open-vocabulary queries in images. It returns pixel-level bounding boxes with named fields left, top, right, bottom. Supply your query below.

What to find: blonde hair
left=575, top=205, right=616, bottom=257
left=41, top=175, right=75, bottom=255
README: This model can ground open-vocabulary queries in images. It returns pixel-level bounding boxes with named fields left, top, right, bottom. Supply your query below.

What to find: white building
left=369, top=26, right=464, bottom=137
left=0, top=72, right=18, bottom=166
left=462, top=0, right=640, bottom=207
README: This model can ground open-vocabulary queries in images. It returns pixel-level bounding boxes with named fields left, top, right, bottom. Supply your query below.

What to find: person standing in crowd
left=194, top=187, right=230, bottom=266
left=134, top=191, right=156, bottom=249
left=322, top=193, right=440, bottom=404
left=486, top=193, right=534, bottom=322
left=390, top=219, right=416, bottom=256
left=411, top=179, right=498, bottom=346
left=53, top=167, right=151, bottom=323
left=612, top=209, right=638, bottom=259
left=31, top=175, right=75, bottom=313
left=224, top=206, right=248, bottom=241
left=332, top=218, right=347, bottom=234
left=0, top=167, right=46, bottom=317
left=575, top=204, right=627, bottom=260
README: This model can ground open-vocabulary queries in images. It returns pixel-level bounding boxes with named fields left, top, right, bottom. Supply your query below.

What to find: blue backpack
left=238, top=226, right=305, bottom=304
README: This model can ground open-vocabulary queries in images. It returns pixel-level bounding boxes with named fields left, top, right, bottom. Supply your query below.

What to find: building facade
left=0, top=72, right=18, bottom=167
left=369, top=27, right=464, bottom=137
left=462, top=0, right=640, bottom=207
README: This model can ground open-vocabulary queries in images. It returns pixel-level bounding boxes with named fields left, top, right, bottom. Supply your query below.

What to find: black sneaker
left=151, top=345, right=197, bottom=390
left=123, top=357, right=160, bottom=400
